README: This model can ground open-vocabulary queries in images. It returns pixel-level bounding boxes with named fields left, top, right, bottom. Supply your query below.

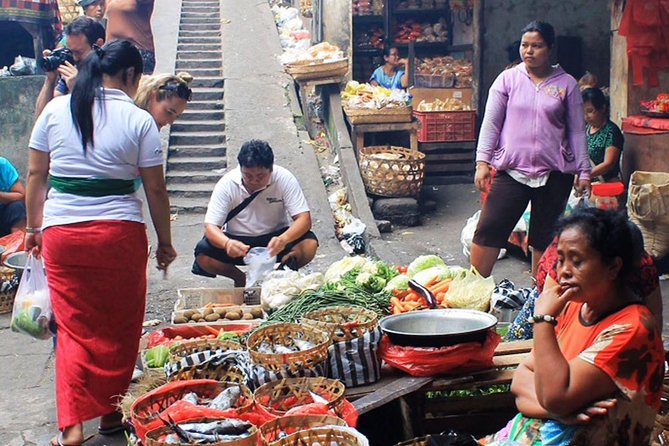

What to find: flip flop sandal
left=98, top=422, right=126, bottom=436
left=50, top=432, right=81, bottom=446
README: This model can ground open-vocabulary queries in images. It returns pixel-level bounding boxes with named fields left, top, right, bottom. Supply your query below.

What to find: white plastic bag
left=244, top=247, right=275, bottom=287
left=461, top=210, right=507, bottom=260
left=10, top=254, right=53, bottom=340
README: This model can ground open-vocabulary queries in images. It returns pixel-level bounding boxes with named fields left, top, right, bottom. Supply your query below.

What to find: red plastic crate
left=414, top=110, right=477, bottom=142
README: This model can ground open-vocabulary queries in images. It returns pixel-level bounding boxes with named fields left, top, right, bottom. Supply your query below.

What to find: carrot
left=435, top=291, right=446, bottom=303
left=205, top=326, right=221, bottom=336
left=392, top=289, right=410, bottom=299
left=403, top=292, right=422, bottom=303
left=392, top=305, right=403, bottom=315
left=429, top=279, right=452, bottom=295
left=390, top=296, right=402, bottom=309
left=402, top=301, right=422, bottom=310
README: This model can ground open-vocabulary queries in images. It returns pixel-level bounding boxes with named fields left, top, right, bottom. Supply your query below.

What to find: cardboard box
left=410, top=87, right=474, bottom=109
left=176, top=287, right=261, bottom=309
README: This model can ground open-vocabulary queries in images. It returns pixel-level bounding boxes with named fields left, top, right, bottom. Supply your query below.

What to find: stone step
left=168, top=156, right=226, bottom=171
left=169, top=197, right=208, bottom=214
left=179, top=30, right=221, bottom=38
left=191, top=88, right=223, bottom=101
left=179, top=67, right=222, bottom=77
left=180, top=23, right=218, bottom=31
left=178, top=36, right=221, bottom=44
left=168, top=183, right=217, bottom=199
left=191, top=77, right=224, bottom=89
left=169, top=145, right=226, bottom=158
left=166, top=169, right=223, bottom=184
left=178, top=109, right=224, bottom=121
left=171, top=120, right=224, bottom=133
left=169, top=132, right=225, bottom=146
left=177, top=43, right=221, bottom=52
left=186, top=100, right=223, bottom=111
left=180, top=18, right=220, bottom=25
left=181, top=11, right=219, bottom=17
left=176, top=59, right=222, bottom=70
left=178, top=51, right=222, bottom=60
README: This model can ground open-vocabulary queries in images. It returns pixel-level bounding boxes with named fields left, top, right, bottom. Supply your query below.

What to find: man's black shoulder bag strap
left=224, top=189, right=263, bottom=224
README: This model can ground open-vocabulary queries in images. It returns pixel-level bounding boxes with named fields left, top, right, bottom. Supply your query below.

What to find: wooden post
left=609, top=0, right=628, bottom=126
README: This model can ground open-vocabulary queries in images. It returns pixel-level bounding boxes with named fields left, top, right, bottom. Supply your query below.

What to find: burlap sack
left=627, top=171, right=669, bottom=258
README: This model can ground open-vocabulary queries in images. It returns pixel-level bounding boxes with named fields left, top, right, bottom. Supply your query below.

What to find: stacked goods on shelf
left=415, top=56, right=472, bottom=88
left=393, top=18, right=448, bottom=43
left=354, top=26, right=385, bottom=49
left=352, top=0, right=384, bottom=15
left=395, top=0, right=447, bottom=9
left=341, top=81, right=412, bottom=123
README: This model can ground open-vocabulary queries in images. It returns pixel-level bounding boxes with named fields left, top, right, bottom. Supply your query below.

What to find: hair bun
left=176, top=72, right=193, bottom=86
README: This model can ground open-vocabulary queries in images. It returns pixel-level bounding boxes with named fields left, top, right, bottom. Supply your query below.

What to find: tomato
left=395, top=265, right=408, bottom=274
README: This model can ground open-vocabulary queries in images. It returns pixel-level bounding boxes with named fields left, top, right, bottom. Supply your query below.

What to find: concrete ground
left=0, top=0, right=667, bottom=445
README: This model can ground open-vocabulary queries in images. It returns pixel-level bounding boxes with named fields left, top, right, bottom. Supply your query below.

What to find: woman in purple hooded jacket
left=471, top=21, right=591, bottom=278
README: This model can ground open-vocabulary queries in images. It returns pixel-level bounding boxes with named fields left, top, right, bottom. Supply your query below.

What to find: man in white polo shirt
left=193, top=139, right=318, bottom=286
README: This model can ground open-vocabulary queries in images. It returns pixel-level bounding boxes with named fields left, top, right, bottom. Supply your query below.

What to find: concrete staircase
left=167, top=0, right=226, bottom=214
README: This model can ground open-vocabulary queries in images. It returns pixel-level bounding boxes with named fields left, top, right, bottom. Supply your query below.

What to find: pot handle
left=408, top=279, right=437, bottom=309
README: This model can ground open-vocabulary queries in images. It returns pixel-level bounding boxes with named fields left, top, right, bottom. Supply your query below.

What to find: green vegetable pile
left=11, top=309, right=51, bottom=340
left=144, top=345, right=170, bottom=368
left=426, top=384, right=511, bottom=399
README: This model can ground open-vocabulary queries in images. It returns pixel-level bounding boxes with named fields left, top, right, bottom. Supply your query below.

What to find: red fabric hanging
left=619, top=0, right=669, bottom=86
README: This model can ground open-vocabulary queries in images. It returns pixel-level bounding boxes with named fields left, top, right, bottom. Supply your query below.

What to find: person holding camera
left=35, top=16, right=105, bottom=118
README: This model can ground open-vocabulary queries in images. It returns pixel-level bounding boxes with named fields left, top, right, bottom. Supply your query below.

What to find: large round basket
left=246, top=323, right=330, bottom=373
left=168, top=339, right=243, bottom=363
left=145, top=417, right=258, bottom=446
left=272, top=426, right=366, bottom=446
left=131, top=380, right=253, bottom=438
left=0, top=266, right=17, bottom=314
left=343, top=106, right=412, bottom=124
left=260, top=415, right=347, bottom=446
left=301, top=306, right=378, bottom=343
left=254, top=377, right=346, bottom=417
left=284, top=59, right=348, bottom=81
left=358, top=145, right=425, bottom=198
left=168, top=360, right=247, bottom=384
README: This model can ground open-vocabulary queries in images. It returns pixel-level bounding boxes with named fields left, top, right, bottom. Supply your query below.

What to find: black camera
left=40, top=48, right=75, bottom=72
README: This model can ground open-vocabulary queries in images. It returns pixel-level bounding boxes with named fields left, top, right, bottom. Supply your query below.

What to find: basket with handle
left=168, top=338, right=243, bottom=363
left=343, top=106, right=412, bottom=124
left=246, top=323, right=330, bottom=373
left=145, top=417, right=258, bottom=446
left=358, top=145, right=425, bottom=198
left=301, top=306, right=378, bottom=343
left=284, top=59, right=347, bottom=81
left=253, top=377, right=346, bottom=417
left=259, top=414, right=347, bottom=445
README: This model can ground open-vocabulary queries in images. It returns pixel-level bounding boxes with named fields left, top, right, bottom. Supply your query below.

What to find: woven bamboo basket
left=285, top=59, right=348, bottom=81
left=299, top=0, right=313, bottom=17
left=57, top=0, right=81, bottom=24
left=168, top=339, right=243, bottom=363
left=358, top=145, right=425, bottom=198
left=301, top=306, right=378, bottom=343
left=0, top=266, right=17, bottom=314
left=254, top=377, right=346, bottom=416
left=131, top=380, right=253, bottom=434
left=260, top=415, right=347, bottom=446
left=344, top=106, right=412, bottom=124
left=271, top=426, right=364, bottom=446
left=169, top=361, right=247, bottom=384
left=246, top=323, right=330, bottom=373
left=139, top=350, right=168, bottom=381
left=145, top=417, right=258, bottom=446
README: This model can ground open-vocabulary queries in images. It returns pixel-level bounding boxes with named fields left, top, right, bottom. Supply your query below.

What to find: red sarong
left=42, top=220, right=148, bottom=430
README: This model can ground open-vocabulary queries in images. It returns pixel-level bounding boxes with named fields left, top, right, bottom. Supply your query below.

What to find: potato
left=242, top=313, right=254, bottom=320
left=205, top=313, right=221, bottom=322
left=183, top=310, right=195, bottom=319
left=250, top=308, right=264, bottom=318
left=173, top=316, right=188, bottom=324
left=225, top=310, right=242, bottom=320
left=214, top=307, right=228, bottom=315
left=203, top=308, right=214, bottom=316
left=190, top=313, right=203, bottom=322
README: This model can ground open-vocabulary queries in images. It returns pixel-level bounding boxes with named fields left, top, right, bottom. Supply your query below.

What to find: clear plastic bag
left=10, top=254, right=53, bottom=340
left=244, top=247, right=275, bottom=287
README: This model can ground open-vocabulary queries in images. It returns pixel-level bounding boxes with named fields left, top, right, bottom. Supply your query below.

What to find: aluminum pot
left=4, top=251, right=27, bottom=279
left=379, top=308, right=497, bottom=348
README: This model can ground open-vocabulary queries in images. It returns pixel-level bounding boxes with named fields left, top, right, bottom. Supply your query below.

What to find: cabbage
left=144, top=345, right=170, bottom=368
left=444, top=268, right=495, bottom=311
left=444, top=266, right=467, bottom=280
left=407, top=255, right=446, bottom=277
left=411, top=265, right=451, bottom=285
left=324, top=256, right=367, bottom=282
left=384, top=274, right=410, bottom=293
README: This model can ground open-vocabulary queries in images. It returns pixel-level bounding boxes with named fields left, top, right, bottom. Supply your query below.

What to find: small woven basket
left=285, top=59, right=348, bottom=81
left=145, top=417, right=258, bottom=446
left=299, top=0, right=313, bottom=17
left=260, top=415, right=347, bottom=446
left=301, top=306, right=378, bottom=342
left=0, top=266, right=16, bottom=314
left=246, top=323, right=330, bottom=373
left=271, top=426, right=364, bottom=446
left=131, top=380, right=253, bottom=434
left=343, top=106, right=412, bottom=124
left=254, top=377, right=346, bottom=416
left=169, top=361, right=247, bottom=384
left=359, top=145, right=425, bottom=198
left=168, top=339, right=243, bottom=363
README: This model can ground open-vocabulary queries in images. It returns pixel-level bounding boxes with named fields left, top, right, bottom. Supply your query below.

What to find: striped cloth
left=327, top=326, right=382, bottom=388
left=0, top=0, right=63, bottom=39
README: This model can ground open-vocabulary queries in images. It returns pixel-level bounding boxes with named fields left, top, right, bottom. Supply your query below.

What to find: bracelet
left=224, top=239, right=230, bottom=251
left=25, top=227, right=42, bottom=234
left=527, top=314, right=558, bottom=326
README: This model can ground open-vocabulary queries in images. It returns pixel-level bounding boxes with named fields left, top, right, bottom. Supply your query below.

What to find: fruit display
left=172, top=304, right=265, bottom=324
left=415, top=97, right=471, bottom=111
left=341, top=81, right=412, bottom=109
left=415, top=56, right=473, bottom=88
left=641, top=93, right=669, bottom=114
left=393, top=18, right=448, bottom=43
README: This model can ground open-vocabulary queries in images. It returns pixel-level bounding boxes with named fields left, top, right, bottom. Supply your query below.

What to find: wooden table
left=349, top=120, right=420, bottom=158
left=347, top=340, right=532, bottom=439
left=295, top=75, right=345, bottom=138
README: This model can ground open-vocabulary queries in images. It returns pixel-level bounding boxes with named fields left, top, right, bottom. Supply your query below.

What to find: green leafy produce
left=384, top=274, right=410, bottom=293
left=355, top=272, right=387, bottom=293
left=407, top=255, right=446, bottom=277
left=144, top=345, right=170, bottom=368
left=11, top=309, right=51, bottom=339
left=426, top=384, right=511, bottom=399
left=411, top=265, right=451, bottom=285
left=324, top=256, right=367, bottom=283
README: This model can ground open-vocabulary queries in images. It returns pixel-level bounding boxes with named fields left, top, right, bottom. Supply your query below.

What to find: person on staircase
left=106, top=0, right=156, bottom=74
left=192, top=140, right=319, bottom=287
left=134, top=72, right=193, bottom=129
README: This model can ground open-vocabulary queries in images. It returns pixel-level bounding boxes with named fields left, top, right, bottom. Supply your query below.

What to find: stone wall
left=481, top=0, right=610, bottom=108
left=0, top=75, right=43, bottom=178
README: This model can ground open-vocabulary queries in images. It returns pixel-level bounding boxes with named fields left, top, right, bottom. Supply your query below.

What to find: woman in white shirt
left=25, top=39, right=176, bottom=446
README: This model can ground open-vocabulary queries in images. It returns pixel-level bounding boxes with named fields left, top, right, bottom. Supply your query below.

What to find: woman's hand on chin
left=535, top=282, right=577, bottom=317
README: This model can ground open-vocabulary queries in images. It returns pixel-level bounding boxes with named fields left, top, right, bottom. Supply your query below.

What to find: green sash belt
left=49, top=175, right=138, bottom=197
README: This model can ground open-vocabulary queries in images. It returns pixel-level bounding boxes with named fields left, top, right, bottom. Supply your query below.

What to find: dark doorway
left=0, top=21, right=34, bottom=69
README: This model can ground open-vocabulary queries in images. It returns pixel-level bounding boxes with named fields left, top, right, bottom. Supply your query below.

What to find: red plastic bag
left=144, top=324, right=254, bottom=348
left=284, top=400, right=359, bottom=427
left=380, top=330, right=501, bottom=377
left=0, top=231, right=25, bottom=263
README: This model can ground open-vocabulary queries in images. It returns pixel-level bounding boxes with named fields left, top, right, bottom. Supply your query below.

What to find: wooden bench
left=347, top=340, right=532, bottom=439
